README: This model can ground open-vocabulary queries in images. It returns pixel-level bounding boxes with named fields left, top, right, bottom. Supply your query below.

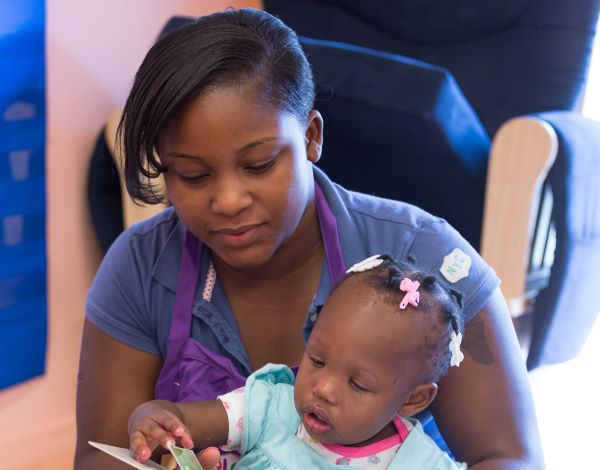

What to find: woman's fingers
left=196, top=447, right=221, bottom=470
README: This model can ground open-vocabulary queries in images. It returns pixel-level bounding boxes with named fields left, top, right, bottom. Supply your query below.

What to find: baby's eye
left=349, top=380, right=370, bottom=393
left=309, top=355, right=325, bottom=368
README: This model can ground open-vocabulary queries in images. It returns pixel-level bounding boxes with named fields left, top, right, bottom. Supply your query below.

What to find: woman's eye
left=179, top=173, right=209, bottom=184
left=350, top=380, right=370, bottom=393
left=246, top=159, right=276, bottom=173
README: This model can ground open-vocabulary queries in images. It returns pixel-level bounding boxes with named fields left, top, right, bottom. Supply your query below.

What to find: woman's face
left=159, top=84, right=322, bottom=271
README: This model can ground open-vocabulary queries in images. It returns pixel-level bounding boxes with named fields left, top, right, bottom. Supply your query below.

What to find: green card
left=167, top=443, right=204, bottom=470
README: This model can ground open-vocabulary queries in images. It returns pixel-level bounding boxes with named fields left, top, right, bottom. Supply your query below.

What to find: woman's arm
left=432, top=288, right=544, bottom=469
left=75, top=319, right=163, bottom=469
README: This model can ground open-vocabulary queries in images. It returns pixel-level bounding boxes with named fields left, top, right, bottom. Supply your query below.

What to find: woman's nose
left=210, top=175, right=252, bottom=216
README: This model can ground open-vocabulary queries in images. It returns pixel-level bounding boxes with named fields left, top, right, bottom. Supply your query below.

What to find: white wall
left=582, top=16, right=600, bottom=120
left=0, top=1, right=260, bottom=468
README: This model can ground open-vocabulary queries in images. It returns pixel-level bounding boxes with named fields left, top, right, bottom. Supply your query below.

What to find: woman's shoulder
left=315, top=167, right=443, bottom=231
left=123, top=206, right=181, bottom=243
left=105, top=207, right=183, bottom=263
left=86, top=207, right=181, bottom=356
left=342, top=186, right=440, bottom=229
left=315, top=168, right=499, bottom=322
left=100, top=206, right=184, bottom=288
left=334, top=184, right=465, bottom=263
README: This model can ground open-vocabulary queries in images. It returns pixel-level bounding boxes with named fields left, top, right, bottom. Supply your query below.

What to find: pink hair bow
left=399, top=278, right=420, bottom=309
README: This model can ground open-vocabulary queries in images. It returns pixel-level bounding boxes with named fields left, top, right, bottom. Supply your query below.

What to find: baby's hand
left=128, top=400, right=194, bottom=463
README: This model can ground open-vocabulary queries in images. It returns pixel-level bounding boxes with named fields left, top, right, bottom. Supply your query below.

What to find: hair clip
left=449, top=331, right=464, bottom=367
left=346, top=254, right=384, bottom=273
left=399, top=278, right=420, bottom=309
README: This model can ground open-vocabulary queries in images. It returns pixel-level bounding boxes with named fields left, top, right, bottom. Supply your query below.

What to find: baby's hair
left=354, top=254, right=464, bottom=383
left=119, top=8, right=315, bottom=204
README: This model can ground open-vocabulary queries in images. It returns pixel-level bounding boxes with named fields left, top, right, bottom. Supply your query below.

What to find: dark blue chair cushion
left=301, top=37, right=490, bottom=247
left=267, top=0, right=599, bottom=136
left=301, top=0, right=528, bottom=43
left=527, top=112, right=600, bottom=369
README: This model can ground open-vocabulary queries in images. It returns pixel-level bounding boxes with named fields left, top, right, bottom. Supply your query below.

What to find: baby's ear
left=397, top=383, right=438, bottom=417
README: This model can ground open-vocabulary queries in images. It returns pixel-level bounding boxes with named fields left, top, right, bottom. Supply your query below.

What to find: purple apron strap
left=315, top=182, right=346, bottom=286
left=157, top=182, right=345, bottom=398
left=155, top=230, right=203, bottom=398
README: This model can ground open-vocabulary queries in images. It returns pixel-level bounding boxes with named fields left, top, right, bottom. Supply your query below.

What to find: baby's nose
left=313, top=377, right=339, bottom=405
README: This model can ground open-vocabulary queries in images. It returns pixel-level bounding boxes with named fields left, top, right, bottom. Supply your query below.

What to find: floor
left=525, top=314, right=600, bottom=468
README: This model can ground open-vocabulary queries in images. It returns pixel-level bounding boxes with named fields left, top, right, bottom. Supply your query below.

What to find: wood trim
left=481, top=117, right=558, bottom=317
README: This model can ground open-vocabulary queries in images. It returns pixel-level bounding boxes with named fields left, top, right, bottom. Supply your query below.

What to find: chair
left=264, top=0, right=600, bottom=369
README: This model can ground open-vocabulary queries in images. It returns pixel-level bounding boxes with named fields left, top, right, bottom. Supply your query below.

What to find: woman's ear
left=304, top=109, right=323, bottom=163
left=398, top=383, right=438, bottom=417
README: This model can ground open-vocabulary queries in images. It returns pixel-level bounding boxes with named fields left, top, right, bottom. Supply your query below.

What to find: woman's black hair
left=358, top=254, right=465, bottom=383
left=119, top=8, right=315, bottom=203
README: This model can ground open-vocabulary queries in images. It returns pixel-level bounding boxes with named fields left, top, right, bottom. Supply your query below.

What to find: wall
left=582, top=15, right=600, bottom=120
left=0, top=1, right=260, bottom=468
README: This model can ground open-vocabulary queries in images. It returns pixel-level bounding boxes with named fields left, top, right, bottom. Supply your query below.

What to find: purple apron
left=154, top=183, right=347, bottom=402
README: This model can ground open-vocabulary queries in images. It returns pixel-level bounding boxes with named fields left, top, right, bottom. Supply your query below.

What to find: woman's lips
left=213, top=225, right=261, bottom=247
left=302, top=405, right=333, bottom=434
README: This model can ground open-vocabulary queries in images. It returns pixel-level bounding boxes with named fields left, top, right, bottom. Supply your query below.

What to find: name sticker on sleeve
left=440, top=248, right=471, bottom=283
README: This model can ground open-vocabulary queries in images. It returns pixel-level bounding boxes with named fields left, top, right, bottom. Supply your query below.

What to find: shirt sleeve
left=86, top=227, right=161, bottom=355
left=408, top=219, right=500, bottom=324
left=217, top=387, right=246, bottom=451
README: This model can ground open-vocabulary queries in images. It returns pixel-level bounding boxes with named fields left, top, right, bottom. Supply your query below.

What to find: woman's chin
left=213, top=247, right=274, bottom=271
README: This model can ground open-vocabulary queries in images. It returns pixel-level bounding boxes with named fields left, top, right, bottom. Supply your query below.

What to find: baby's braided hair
left=358, top=254, right=465, bottom=383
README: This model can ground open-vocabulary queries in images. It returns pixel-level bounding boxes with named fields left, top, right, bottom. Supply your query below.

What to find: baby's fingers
left=135, top=417, right=180, bottom=450
left=170, top=424, right=194, bottom=449
left=130, top=429, right=157, bottom=462
left=151, top=412, right=194, bottom=449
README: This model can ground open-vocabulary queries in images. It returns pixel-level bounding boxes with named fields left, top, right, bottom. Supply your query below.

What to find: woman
left=75, top=8, right=543, bottom=469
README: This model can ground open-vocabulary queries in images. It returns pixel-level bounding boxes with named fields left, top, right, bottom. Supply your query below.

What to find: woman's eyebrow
left=164, top=137, right=281, bottom=161
left=165, top=151, right=204, bottom=160
left=237, top=136, right=280, bottom=153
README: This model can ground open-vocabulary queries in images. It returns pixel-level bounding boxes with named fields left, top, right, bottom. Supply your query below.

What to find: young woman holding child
left=75, top=8, right=543, bottom=469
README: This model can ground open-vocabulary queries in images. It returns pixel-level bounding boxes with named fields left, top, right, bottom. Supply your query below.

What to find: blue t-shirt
left=87, top=166, right=499, bottom=377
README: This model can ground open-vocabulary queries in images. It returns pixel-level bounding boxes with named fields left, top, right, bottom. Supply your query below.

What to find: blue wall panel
left=0, top=0, right=47, bottom=389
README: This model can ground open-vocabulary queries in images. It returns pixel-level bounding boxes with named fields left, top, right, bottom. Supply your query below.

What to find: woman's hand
left=128, top=400, right=194, bottom=463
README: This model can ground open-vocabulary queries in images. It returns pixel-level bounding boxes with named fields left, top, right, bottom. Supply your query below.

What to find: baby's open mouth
left=302, top=406, right=333, bottom=434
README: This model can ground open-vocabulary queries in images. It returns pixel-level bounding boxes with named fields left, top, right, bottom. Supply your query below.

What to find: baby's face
left=294, top=278, right=426, bottom=446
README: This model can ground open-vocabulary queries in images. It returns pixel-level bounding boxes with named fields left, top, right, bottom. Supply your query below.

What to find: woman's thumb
left=196, top=446, right=221, bottom=470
